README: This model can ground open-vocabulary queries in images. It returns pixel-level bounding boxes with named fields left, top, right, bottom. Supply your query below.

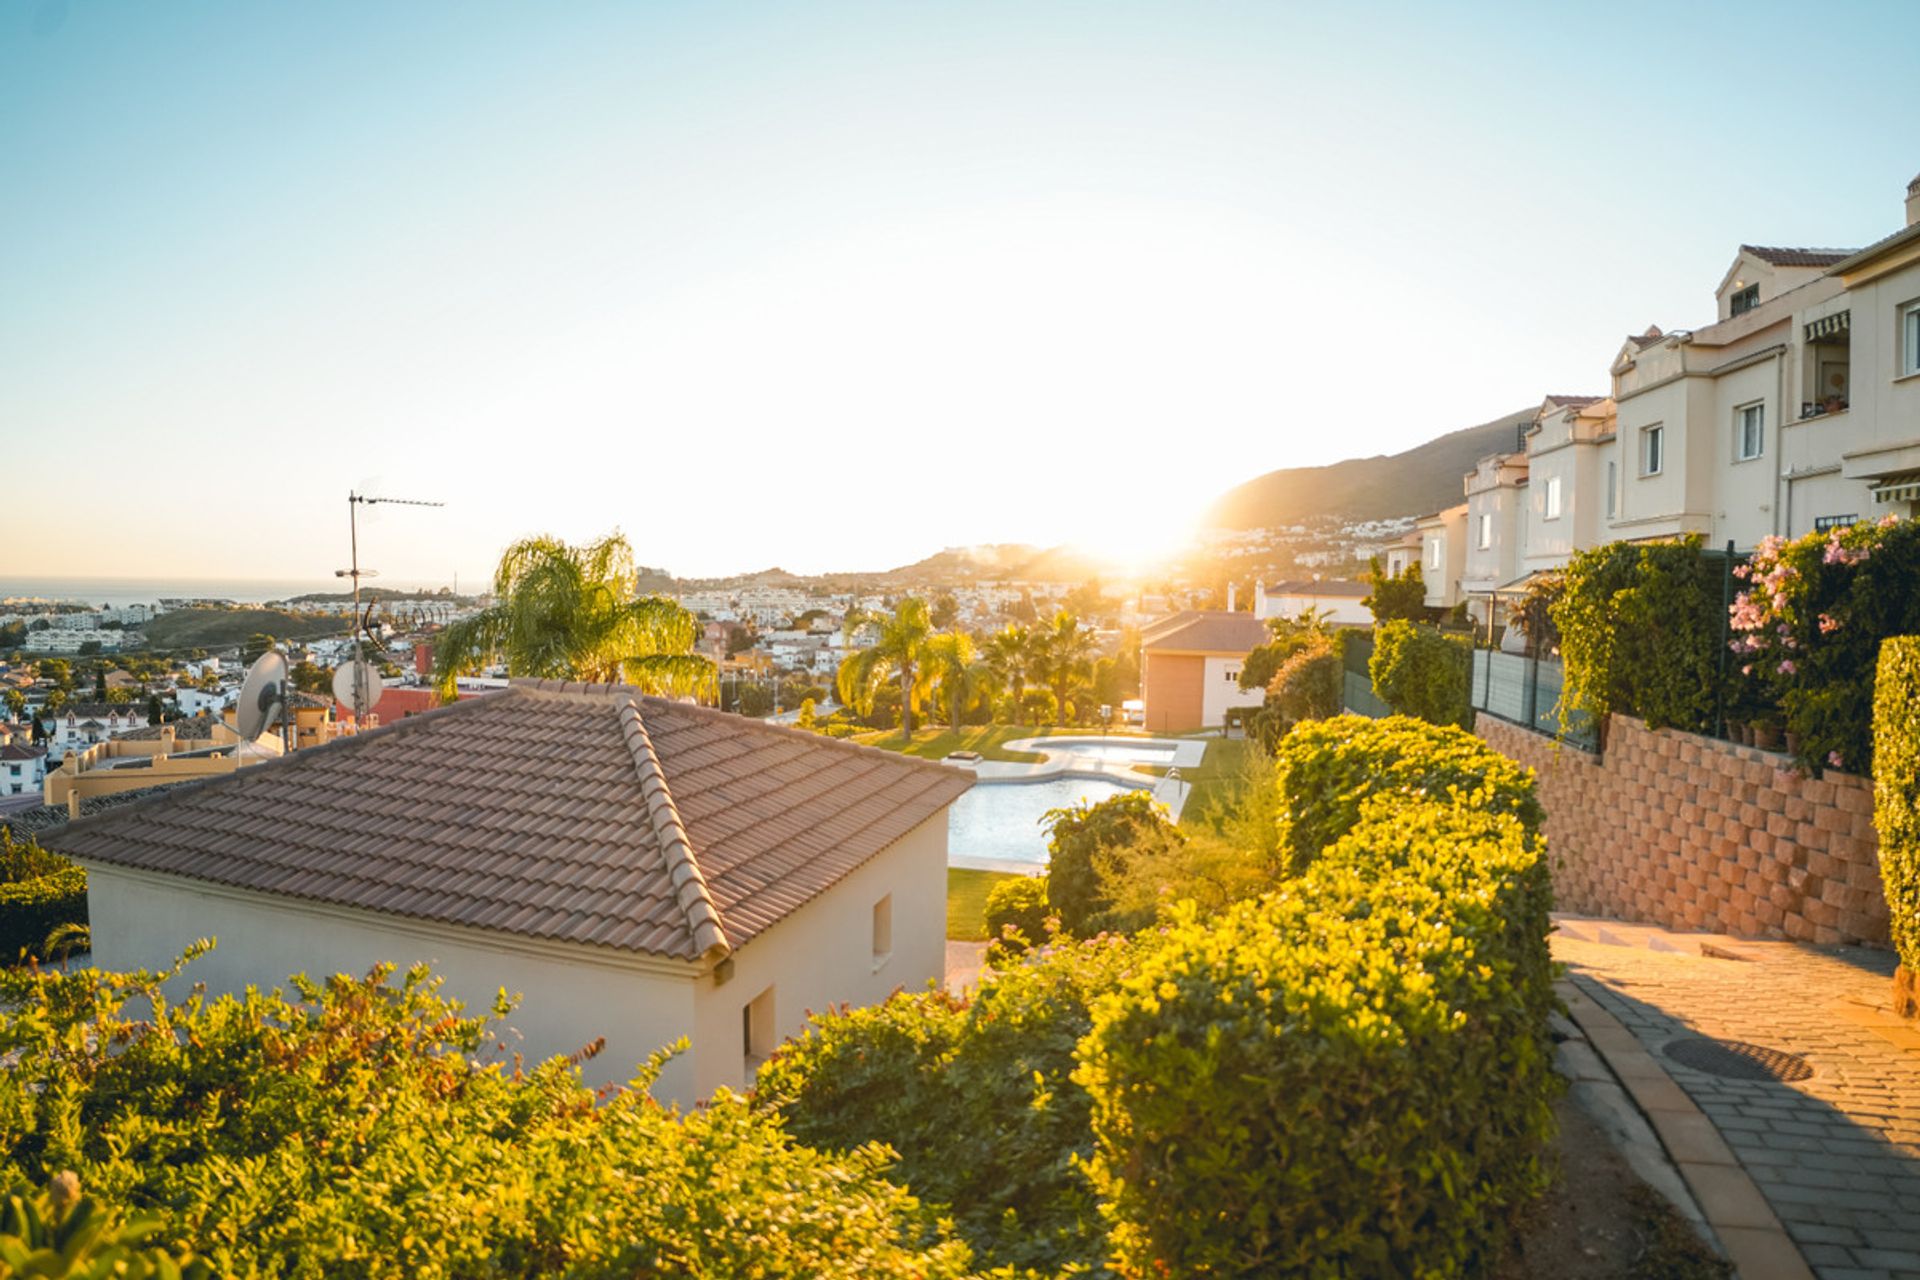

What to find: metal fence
left=1338, top=628, right=1599, bottom=751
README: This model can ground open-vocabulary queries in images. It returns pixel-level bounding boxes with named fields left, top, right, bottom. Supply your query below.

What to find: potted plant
left=1752, top=720, right=1783, bottom=752
left=1726, top=718, right=1748, bottom=746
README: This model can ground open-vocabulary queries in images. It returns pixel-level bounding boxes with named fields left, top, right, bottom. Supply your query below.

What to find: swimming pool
left=1032, top=737, right=1179, bottom=764
left=947, top=775, right=1145, bottom=867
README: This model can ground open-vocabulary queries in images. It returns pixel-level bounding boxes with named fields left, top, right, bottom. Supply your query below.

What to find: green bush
left=1044, top=790, right=1180, bottom=935
left=1275, top=714, right=1542, bottom=876
left=760, top=936, right=1137, bottom=1272
left=0, top=956, right=973, bottom=1278
left=983, top=873, right=1053, bottom=962
left=1272, top=638, right=1342, bottom=725
left=1362, top=556, right=1427, bottom=623
left=1734, top=517, right=1920, bottom=772
left=0, top=868, right=87, bottom=964
left=0, top=1175, right=210, bottom=1279
left=1074, top=800, right=1557, bottom=1278
left=1554, top=536, right=1726, bottom=736
left=1369, top=620, right=1471, bottom=728
left=1874, top=637, right=1920, bottom=977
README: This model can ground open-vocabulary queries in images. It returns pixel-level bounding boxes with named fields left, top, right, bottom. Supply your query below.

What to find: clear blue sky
left=4, top=0, right=1916, bottom=582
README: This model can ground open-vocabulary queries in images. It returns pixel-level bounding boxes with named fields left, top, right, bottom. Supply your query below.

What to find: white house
left=45, top=703, right=145, bottom=762
left=1416, top=504, right=1469, bottom=610
left=1138, top=611, right=1269, bottom=734
left=47, top=679, right=973, bottom=1107
left=174, top=685, right=238, bottom=719
left=1253, top=580, right=1373, bottom=628
left=0, top=722, right=46, bottom=798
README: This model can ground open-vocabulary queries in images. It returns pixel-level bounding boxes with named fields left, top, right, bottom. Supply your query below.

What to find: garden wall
left=1477, top=714, right=1890, bottom=946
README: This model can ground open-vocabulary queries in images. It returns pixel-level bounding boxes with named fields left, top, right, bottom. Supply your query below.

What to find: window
left=1814, top=514, right=1858, bottom=532
left=1606, top=461, right=1618, bottom=518
left=872, top=895, right=892, bottom=964
left=742, top=986, right=775, bottom=1073
left=1426, top=539, right=1440, bottom=570
left=1733, top=403, right=1765, bottom=461
left=1223, top=666, right=1239, bottom=684
left=1477, top=513, right=1492, bottom=549
left=1903, top=301, right=1920, bottom=377
left=1641, top=425, right=1665, bottom=476
left=1544, top=476, right=1562, bottom=520
left=1730, top=284, right=1759, bottom=316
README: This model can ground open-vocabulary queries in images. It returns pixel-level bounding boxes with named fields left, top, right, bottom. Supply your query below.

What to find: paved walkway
left=1555, top=920, right=1920, bottom=1278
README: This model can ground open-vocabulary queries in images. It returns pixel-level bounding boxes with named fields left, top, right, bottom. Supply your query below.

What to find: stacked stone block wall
left=1477, top=714, right=1890, bottom=946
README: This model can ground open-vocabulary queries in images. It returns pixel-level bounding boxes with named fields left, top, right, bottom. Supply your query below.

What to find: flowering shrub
left=0, top=954, right=972, bottom=1279
left=1873, top=637, right=1920, bottom=981
left=983, top=872, right=1054, bottom=962
left=1731, top=516, right=1920, bottom=771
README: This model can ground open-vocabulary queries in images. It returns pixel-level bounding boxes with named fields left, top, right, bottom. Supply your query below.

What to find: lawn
left=853, top=723, right=1152, bottom=764
left=947, top=866, right=1021, bottom=940
left=1142, top=736, right=1257, bottom=829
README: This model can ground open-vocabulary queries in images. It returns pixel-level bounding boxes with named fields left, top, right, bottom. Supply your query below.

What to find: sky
left=4, top=0, right=1918, bottom=585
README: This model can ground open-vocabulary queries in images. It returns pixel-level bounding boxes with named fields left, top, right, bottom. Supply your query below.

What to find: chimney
left=1226, top=581, right=1237, bottom=612
left=1908, top=172, right=1920, bottom=227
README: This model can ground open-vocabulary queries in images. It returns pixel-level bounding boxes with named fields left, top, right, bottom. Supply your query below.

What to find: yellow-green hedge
left=1874, top=637, right=1920, bottom=974
left=0, top=867, right=87, bottom=963
left=1074, top=799, right=1558, bottom=1278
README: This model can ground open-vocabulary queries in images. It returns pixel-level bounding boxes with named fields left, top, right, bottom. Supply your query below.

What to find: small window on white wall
left=1735, top=403, right=1765, bottom=461
left=872, top=894, right=892, bottom=964
left=743, top=986, right=775, bottom=1073
left=1606, top=461, right=1618, bottom=518
left=1544, top=476, right=1562, bottom=520
left=1903, top=300, right=1920, bottom=377
left=1426, top=540, right=1440, bottom=569
left=1642, top=425, right=1665, bottom=476
left=1477, top=513, right=1492, bottom=549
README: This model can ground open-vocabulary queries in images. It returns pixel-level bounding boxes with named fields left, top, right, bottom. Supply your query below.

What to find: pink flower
left=1741, top=664, right=1753, bottom=676
left=1778, top=659, right=1797, bottom=675
left=1817, top=613, right=1840, bottom=634
left=1828, top=751, right=1845, bottom=768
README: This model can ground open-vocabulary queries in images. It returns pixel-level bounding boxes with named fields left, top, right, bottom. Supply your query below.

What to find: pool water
left=1035, top=738, right=1179, bottom=764
left=947, top=776, right=1144, bottom=866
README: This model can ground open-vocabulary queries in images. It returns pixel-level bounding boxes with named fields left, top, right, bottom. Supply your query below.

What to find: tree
left=929, top=593, right=960, bottom=630
left=3, top=689, right=25, bottom=721
left=434, top=533, right=714, bottom=700
left=146, top=694, right=163, bottom=726
left=242, top=633, right=277, bottom=665
left=837, top=599, right=934, bottom=742
left=981, top=625, right=1035, bottom=724
left=40, top=659, right=71, bottom=690
left=1038, top=611, right=1096, bottom=725
left=923, top=631, right=981, bottom=729
left=1362, top=556, right=1427, bottom=623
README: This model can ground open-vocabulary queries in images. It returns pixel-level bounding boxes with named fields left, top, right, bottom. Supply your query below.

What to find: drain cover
left=1661, top=1037, right=1813, bottom=1083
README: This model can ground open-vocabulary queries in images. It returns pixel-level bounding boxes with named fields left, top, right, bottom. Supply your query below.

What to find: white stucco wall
left=690, top=810, right=950, bottom=1097
left=82, top=863, right=706, bottom=1101
left=1198, top=654, right=1267, bottom=728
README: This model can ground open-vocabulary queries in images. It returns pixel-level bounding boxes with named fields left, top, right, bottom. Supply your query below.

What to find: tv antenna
left=337, top=491, right=444, bottom=724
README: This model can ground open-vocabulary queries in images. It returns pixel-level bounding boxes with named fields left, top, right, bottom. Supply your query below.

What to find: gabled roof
left=0, top=743, right=46, bottom=762
left=44, top=680, right=973, bottom=964
left=1140, top=611, right=1268, bottom=654
left=1739, top=245, right=1855, bottom=268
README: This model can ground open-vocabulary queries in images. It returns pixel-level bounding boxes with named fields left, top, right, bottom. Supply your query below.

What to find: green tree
left=1361, top=556, right=1428, bottom=623
left=289, top=661, right=332, bottom=695
left=981, top=625, right=1035, bottom=724
left=434, top=533, right=714, bottom=700
left=923, top=632, right=982, bottom=729
left=4, top=689, right=26, bottom=721
left=241, top=633, right=276, bottom=665
left=929, top=593, right=960, bottom=630
left=1044, top=790, right=1180, bottom=935
left=1038, top=611, right=1095, bottom=725
left=837, top=599, right=934, bottom=741
left=40, top=659, right=71, bottom=690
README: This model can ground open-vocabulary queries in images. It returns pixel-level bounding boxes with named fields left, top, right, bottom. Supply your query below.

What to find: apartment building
left=1416, top=505, right=1468, bottom=610
left=1460, top=170, right=1920, bottom=623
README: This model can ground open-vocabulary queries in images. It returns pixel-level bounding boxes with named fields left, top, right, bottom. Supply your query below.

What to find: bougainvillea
left=1729, top=516, right=1920, bottom=772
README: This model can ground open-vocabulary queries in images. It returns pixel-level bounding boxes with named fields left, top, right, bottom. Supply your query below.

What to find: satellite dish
left=332, top=660, right=384, bottom=718
left=237, top=651, right=289, bottom=740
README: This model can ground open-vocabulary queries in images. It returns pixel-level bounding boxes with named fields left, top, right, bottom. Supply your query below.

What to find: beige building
left=1138, top=611, right=1268, bottom=733
left=1416, top=504, right=1469, bottom=609
left=48, top=680, right=970, bottom=1107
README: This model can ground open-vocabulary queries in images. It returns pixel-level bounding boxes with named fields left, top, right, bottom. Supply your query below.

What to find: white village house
left=48, top=679, right=973, bottom=1106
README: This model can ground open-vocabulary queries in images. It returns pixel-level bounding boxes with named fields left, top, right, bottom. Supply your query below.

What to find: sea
left=0, top=577, right=453, bottom=610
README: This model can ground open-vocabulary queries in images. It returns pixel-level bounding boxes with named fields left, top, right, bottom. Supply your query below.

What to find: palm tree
left=924, top=631, right=981, bottom=729
left=434, top=533, right=714, bottom=700
left=1040, top=610, right=1097, bottom=725
left=837, top=598, right=935, bottom=741
left=981, top=624, right=1034, bottom=724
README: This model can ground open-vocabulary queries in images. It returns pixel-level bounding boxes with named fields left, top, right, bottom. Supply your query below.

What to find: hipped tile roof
left=1740, top=245, right=1856, bottom=268
left=44, top=679, right=973, bottom=963
left=1140, top=610, right=1270, bottom=653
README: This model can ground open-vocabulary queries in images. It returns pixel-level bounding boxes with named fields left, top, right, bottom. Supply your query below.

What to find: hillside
left=138, top=607, right=352, bottom=653
left=1205, top=407, right=1535, bottom=530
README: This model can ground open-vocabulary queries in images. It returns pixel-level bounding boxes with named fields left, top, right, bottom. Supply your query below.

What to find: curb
left=1560, top=977, right=1815, bottom=1280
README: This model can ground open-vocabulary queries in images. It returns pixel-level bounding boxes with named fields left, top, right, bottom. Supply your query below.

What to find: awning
left=1871, top=472, right=1920, bottom=505
left=1805, top=311, right=1851, bottom=342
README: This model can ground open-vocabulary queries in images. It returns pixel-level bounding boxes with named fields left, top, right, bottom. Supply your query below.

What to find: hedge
left=760, top=936, right=1136, bottom=1273
left=1074, top=799, right=1557, bottom=1277
left=1368, top=620, right=1471, bottom=728
left=983, top=873, right=1053, bottom=962
left=1874, top=637, right=1920, bottom=978
left=0, top=867, right=87, bottom=963
left=1274, top=714, right=1543, bottom=876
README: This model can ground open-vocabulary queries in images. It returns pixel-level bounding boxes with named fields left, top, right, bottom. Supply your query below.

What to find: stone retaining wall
left=1477, top=714, right=1890, bottom=946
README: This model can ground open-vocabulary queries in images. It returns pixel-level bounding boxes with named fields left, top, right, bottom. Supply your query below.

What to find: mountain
left=1205, top=407, right=1536, bottom=530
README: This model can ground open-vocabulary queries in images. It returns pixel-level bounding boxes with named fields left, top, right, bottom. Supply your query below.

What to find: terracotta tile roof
left=1140, top=611, right=1269, bottom=653
left=43, top=680, right=973, bottom=963
left=1740, top=245, right=1856, bottom=268
left=0, top=743, right=46, bottom=761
